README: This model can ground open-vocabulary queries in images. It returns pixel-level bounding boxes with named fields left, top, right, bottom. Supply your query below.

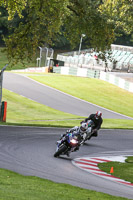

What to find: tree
left=100, top=0, right=133, bottom=44
left=64, top=0, right=114, bottom=51
left=2, top=0, right=132, bottom=65
left=1, top=0, right=70, bottom=64
left=0, top=7, right=8, bottom=45
left=0, top=0, right=27, bottom=20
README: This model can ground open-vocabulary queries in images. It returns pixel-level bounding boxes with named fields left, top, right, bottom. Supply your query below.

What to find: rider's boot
left=91, top=132, right=98, bottom=137
left=66, top=151, right=70, bottom=157
left=74, top=144, right=80, bottom=151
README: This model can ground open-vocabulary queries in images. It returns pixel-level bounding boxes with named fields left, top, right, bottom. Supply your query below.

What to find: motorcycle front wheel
left=54, top=144, right=67, bottom=157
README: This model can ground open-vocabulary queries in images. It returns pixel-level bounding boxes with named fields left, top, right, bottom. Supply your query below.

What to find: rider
left=57, top=122, right=89, bottom=150
left=67, top=122, right=90, bottom=142
left=81, top=111, right=103, bottom=138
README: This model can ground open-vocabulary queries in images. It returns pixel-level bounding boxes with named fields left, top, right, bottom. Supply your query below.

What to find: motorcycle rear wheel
left=54, top=145, right=67, bottom=157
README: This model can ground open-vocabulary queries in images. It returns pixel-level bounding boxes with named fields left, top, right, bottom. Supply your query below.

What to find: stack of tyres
left=1, top=101, right=7, bottom=122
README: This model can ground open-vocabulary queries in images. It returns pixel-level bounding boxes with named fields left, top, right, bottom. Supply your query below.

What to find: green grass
left=98, top=156, right=133, bottom=184
left=0, top=168, right=129, bottom=200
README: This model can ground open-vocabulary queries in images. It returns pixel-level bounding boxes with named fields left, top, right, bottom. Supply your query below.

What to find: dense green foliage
left=0, top=7, right=8, bottom=44
left=100, top=0, right=133, bottom=45
left=1, top=0, right=70, bottom=64
left=100, top=0, right=133, bottom=34
left=0, top=0, right=133, bottom=65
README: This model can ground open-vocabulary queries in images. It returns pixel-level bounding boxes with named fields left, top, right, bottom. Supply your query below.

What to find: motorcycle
left=54, top=132, right=80, bottom=157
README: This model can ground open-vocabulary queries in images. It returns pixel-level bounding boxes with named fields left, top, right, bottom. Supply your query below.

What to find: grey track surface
left=3, top=72, right=133, bottom=119
left=0, top=126, right=133, bottom=199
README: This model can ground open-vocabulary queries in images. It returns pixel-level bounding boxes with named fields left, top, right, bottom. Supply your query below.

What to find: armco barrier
left=53, top=67, right=133, bottom=93
left=53, top=67, right=100, bottom=79
left=100, top=71, right=133, bottom=93
left=69, top=67, right=78, bottom=76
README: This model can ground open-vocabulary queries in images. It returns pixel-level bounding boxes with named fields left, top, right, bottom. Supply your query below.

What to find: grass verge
left=0, top=168, right=129, bottom=200
left=98, top=156, right=133, bottom=183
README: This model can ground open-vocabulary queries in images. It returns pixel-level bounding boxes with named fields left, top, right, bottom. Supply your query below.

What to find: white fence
left=53, top=66, right=133, bottom=93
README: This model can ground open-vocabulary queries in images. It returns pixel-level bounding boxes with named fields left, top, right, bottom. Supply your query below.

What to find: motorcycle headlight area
left=70, top=139, right=78, bottom=144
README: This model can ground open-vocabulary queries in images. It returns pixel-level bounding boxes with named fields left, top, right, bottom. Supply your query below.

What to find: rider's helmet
left=95, top=111, right=102, bottom=119
left=80, top=123, right=88, bottom=133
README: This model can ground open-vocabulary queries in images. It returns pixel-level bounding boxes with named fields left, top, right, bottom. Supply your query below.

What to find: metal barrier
left=111, top=44, right=133, bottom=53
left=36, top=47, right=54, bottom=67
left=53, top=66, right=100, bottom=79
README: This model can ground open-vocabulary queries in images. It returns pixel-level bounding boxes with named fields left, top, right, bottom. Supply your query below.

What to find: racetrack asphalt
left=1, top=72, right=133, bottom=199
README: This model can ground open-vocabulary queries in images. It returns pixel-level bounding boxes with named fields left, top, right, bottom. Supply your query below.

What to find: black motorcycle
left=54, top=132, right=80, bottom=157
